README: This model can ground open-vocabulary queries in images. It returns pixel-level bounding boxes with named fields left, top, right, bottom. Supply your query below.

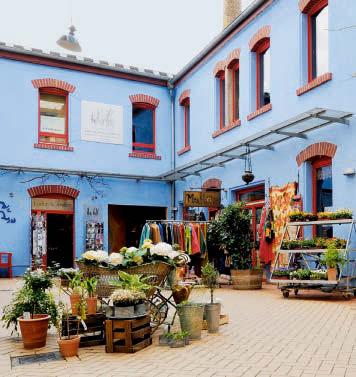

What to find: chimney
left=223, top=0, right=242, bottom=29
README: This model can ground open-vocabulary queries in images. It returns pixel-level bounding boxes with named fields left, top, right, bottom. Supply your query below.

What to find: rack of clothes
left=140, top=220, right=210, bottom=256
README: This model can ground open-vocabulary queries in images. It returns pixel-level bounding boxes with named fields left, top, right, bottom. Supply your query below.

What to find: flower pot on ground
left=67, top=271, right=84, bottom=316
left=58, top=336, right=80, bottom=357
left=230, top=269, right=263, bottom=290
left=2, top=268, right=58, bottom=350
left=169, top=331, right=189, bottom=348
left=201, top=262, right=221, bottom=333
left=177, top=302, right=204, bottom=340
left=82, top=277, right=98, bottom=315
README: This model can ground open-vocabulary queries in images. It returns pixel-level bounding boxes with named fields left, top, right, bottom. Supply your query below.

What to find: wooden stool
left=105, top=315, right=152, bottom=353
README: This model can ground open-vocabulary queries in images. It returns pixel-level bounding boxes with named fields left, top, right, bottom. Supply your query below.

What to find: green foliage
left=201, top=262, right=219, bottom=304
left=2, top=269, right=58, bottom=333
left=289, top=269, right=311, bottom=280
left=82, top=277, right=98, bottom=297
left=110, top=271, right=152, bottom=293
left=171, top=331, right=189, bottom=340
left=321, top=245, right=346, bottom=268
left=67, top=271, right=83, bottom=291
left=281, top=237, right=347, bottom=250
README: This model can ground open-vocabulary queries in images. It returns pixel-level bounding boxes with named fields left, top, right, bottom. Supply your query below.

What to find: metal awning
left=159, top=108, right=353, bottom=181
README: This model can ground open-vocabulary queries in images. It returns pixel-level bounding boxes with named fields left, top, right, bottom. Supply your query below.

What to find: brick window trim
left=299, top=0, right=327, bottom=13
left=34, top=143, right=74, bottom=152
left=296, top=72, right=332, bottom=96
left=213, top=61, right=227, bottom=76
left=226, top=48, right=241, bottom=68
left=202, top=178, right=222, bottom=190
left=28, top=184, right=79, bottom=198
left=177, top=145, right=191, bottom=156
left=128, top=152, right=161, bottom=160
left=31, top=78, right=76, bottom=93
left=129, top=94, right=160, bottom=108
left=249, top=25, right=271, bottom=51
left=212, top=119, right=241, bottom=138
left=296, top=142, right=337, bottom=166
left=179, top=90, right=191, bottom=105
left=247, top=103, right=272, bottom=121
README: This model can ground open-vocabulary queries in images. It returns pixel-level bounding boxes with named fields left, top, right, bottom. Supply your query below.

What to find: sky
left=0, top=0, right=253, bottom=74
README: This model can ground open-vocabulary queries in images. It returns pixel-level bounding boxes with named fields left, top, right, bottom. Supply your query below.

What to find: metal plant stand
left=270, top=219, right=356, bottom=299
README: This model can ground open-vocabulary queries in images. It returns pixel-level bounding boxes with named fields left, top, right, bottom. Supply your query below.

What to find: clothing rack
left=145, top=219, right=210, bottom=224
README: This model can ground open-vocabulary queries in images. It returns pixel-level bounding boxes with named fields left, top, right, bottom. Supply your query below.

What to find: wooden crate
left=105, top=315, right=152, bottom=353
left=61, top=313, right=106, bottom=347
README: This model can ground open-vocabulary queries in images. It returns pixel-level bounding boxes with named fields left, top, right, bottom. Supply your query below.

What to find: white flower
left=150, top=242, right=173, bottom=257
left=126, top=247, right=138, bottom=256
left=108, top=252, right=124, bottom=266
left=94, top=250, right=109, bottom=263
left=82, top=250, right=97, bottom=261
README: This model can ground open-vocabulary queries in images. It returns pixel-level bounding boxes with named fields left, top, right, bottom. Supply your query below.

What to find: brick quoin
left=213, top=61, right=226, bottom=76
left=28, top=185, right=80, bottom=198
left=296, top=142, right=337, bottom=166
left=226, top=48, right=241, bottom=68
left=179, top=90, right=191, bottom=105
left=129, top=94, right=160, bottom=108
left=31, top=78, right=76, bottom=93
left=249, top=25, right=271, bottom=51
left=299, top=0, right=326, bottom=13
left=203, top=178, right=222, bottom=190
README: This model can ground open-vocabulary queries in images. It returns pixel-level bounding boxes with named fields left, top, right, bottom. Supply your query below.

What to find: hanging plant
left=242, top=145, right=255, bottom=184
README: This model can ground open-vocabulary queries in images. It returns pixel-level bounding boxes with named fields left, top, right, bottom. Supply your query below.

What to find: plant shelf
left=288, top=219, right=353, bottom=226
left=270, top=279, right=337, bottom=285
left=278, top=248, right=345, bottom=254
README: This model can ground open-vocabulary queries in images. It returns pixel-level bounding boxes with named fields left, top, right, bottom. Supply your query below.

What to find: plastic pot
left=57, top=335, right=80, bottom=357
left=18, top=314, right=50, bottom=349
left=177, top=303, right=204, bottom=340
left=169, top=339, right=185, bottom=348
left=205, top=303, right=221, bottom=333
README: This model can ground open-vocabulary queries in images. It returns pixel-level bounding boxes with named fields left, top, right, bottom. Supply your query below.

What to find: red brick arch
left=296, top=142, right=337, bottom=166
left=28, top=185, right=80, bottom=198
left=202, top=178, right=222, bottom=190
left=213, top=61, right=226, bottom=76
left=249, top=25, right=271, bottom=51
left=31, top=78, right=76, bottom=93
left=226, top=48, right=241, bottom=68
left=299, top=0, right=326, bottom=13
left=179, top=89, right=191, bottom=105
left=129, top=94, right=160, bottom=108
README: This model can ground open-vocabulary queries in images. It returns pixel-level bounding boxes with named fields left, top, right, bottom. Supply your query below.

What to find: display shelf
left=288, top=219, right=353, bottom=226
left=270, top=279, right=337, bottom=285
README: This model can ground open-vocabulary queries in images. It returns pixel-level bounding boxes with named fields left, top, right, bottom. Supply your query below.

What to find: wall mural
left=0, top=201, right=16, bottom=224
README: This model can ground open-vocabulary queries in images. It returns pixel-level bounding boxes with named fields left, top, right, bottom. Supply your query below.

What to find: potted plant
left=201, top=262, right=221, bottom=333
left=82, top=277, right=98, bottom=315
left=56, top=303, right=81, bottom=357
left=67, top=271, right=83, bottom=316
left=2, top=268, right=58, bottom=349
left=177, top=301, right=204, bottom=340
left=57, top=268, right=78, bottom=288
left=109, top=289, right=146, bottom=318
left=159, top=331, right=174, bottom=346
left=321, top=244, right=345, bottom=281
left=208, top=203, right=262, bottom=290
left=169, top=331, right=187, bottom=348
left=272, top=267, right=292, bottom=280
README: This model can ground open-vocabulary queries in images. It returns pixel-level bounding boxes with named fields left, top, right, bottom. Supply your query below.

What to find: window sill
left=177, top=145, right=191, bottom=156
left=212, top=120, right=241, bottom=138
left=34, top=143, right=74, bottom=152
left=129, top=152, right=161, bottom=160
left=247, top=103, right=272, bottom=121
left=296, top=72, right=332, bottom=96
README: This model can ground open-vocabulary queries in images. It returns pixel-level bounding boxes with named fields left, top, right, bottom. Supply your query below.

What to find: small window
left=231, top=62, right=240, bottom=121
left=39, top=89, right=68, bottom=145
left=216, top=71, right=226, bottom=129
left=182, top=98, right=190, bottom=148
left=256, top=40, right=271, bottom=109
left=308, top=2, right=328, bottom=80
left=132, top=105, right=155, bottom=154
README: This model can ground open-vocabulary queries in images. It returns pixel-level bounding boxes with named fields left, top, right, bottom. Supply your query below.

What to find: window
left=308, top=1, right=328, bottom=81
left=39, top=88, right=68, bottom=145
left=216, top=71, right=226, bottom=129
left=255, top=40, right=271, bottom=109
left=182, top=98, right=190, bottom=148
left=231, top=61, right=240, bottom=121
left=132, top=104, right=155, bottom=154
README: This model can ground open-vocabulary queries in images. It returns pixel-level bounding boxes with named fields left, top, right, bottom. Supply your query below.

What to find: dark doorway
left=108, top=205, right=166, bottom=252
left=47, top=214, right=74, bottom=268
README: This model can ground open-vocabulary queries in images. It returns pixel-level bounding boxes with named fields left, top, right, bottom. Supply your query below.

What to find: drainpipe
left=168, top=83, right=176, bottom=219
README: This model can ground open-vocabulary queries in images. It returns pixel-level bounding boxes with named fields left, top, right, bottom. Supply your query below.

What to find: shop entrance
left=47, top=214, right=74, bottom=268
left=108, top=205, right=167, bottom=252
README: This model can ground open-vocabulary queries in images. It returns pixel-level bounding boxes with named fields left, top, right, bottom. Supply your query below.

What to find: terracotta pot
left=57, top=335, right=80, bottom=357
left=86, top=296, right=97, bottom=315
left=230, top=269, right=263, bottom=290
left=327, top=267, right=337, bottom=281
left=70, top=293, right=81, bottom=315
left=18, top=314, right=50, bottom=349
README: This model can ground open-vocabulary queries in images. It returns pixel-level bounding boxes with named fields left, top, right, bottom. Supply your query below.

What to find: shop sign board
left=81, top=100, right=123, bottom=144
left=184, top=191, right=221, bottom=208
left=32, top=198, right=74, bottom=212
left=84, top=204, right=102, bottom=222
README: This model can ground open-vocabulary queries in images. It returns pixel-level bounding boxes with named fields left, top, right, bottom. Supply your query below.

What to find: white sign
left=81, top=101, right=123, bottom=144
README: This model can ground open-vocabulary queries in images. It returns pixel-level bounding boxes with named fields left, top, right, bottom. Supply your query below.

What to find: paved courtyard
left=1, top=279, right=356, bottom=377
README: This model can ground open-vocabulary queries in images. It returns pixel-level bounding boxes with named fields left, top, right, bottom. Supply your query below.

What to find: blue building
left=0, top=0, right=355, bottom=275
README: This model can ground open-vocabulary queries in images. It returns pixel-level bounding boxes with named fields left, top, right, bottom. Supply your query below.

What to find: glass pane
left=316, top=164, right=333, bottom=237
left=238, top=187, right=265, bottom=202
left=185, top=105, right=190, bottom=146
left=221, top=78, right=225, bottom=128
left=312, top=6, right=328, bottom=78
left=40, top=93, right=66, bottom=135
left=262, top=48, right=271, bottom=106
left=234, top=69, right=239, bottom=120
left=132, top=107, right=154, bottom=150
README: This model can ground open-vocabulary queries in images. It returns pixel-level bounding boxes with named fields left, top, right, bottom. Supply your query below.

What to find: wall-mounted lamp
left=343, top=168, right=355, bottom=176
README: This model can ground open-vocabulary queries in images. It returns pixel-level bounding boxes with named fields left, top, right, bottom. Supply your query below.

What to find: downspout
left=168, top=82, right=176, bottom=219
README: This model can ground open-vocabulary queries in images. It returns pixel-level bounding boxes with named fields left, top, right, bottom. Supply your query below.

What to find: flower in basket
left=94, top=250, right=109, bottom=263
left=132, top=255, right=144, bottom=265
left=125, top=247, right=138, bottom=257
left=81, top=250, right=97, bottom=261
left=108, top=252, right=124, bottom=267
left=57, top=268, right=78, bottom=279
left=150, top=242, right=173, bottom=257
left=142, top=239, right=153, bottom=249
left=109, top=289, right=146, bottom=306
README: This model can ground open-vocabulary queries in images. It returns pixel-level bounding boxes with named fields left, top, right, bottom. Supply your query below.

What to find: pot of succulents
left=201, top=262, right=221, bottom=333
left=82, top=277, right=98, bottom=315
left=322, top=244, right=345, bottom=281
left=208, top=203, right=262, bottom=290
left=67, top=272, right=83, bottom=316
left=177, top=301, right=204, bottom=340
left=2, top=269, right=58, bottom=349
left=56, top=303, right=81, bottom=358
left=169, top=331, right=187, bottom=348
left=109, top=289, right=146, bottom=318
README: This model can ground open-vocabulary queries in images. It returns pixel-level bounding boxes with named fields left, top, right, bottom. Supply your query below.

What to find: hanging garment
left=199, top=226, right=207, bottom=254
left=158, top=223, right=165, bottom=242
left=191, top=224, right=201, bottom=254
left=185, top=225, right=192, bottom=254
left=139, top=223, right=151, bottom=247
left=150, top=223, right=161, bottom=244
left=179, top=224, right=185, bottom=251
left=258, top=206, right=273, bottom=265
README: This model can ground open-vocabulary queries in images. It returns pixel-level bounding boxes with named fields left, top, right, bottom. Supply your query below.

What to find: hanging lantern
left=57, top=25, right=82, bottom=52
left=242, top=145, right=255, bottom=184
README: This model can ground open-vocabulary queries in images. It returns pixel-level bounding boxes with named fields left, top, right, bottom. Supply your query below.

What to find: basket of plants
left=281, top=237, right=347, bottom=250
left=288, top=209, right=352, bottom=222
left=76, top=241, right=186, bottom=298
